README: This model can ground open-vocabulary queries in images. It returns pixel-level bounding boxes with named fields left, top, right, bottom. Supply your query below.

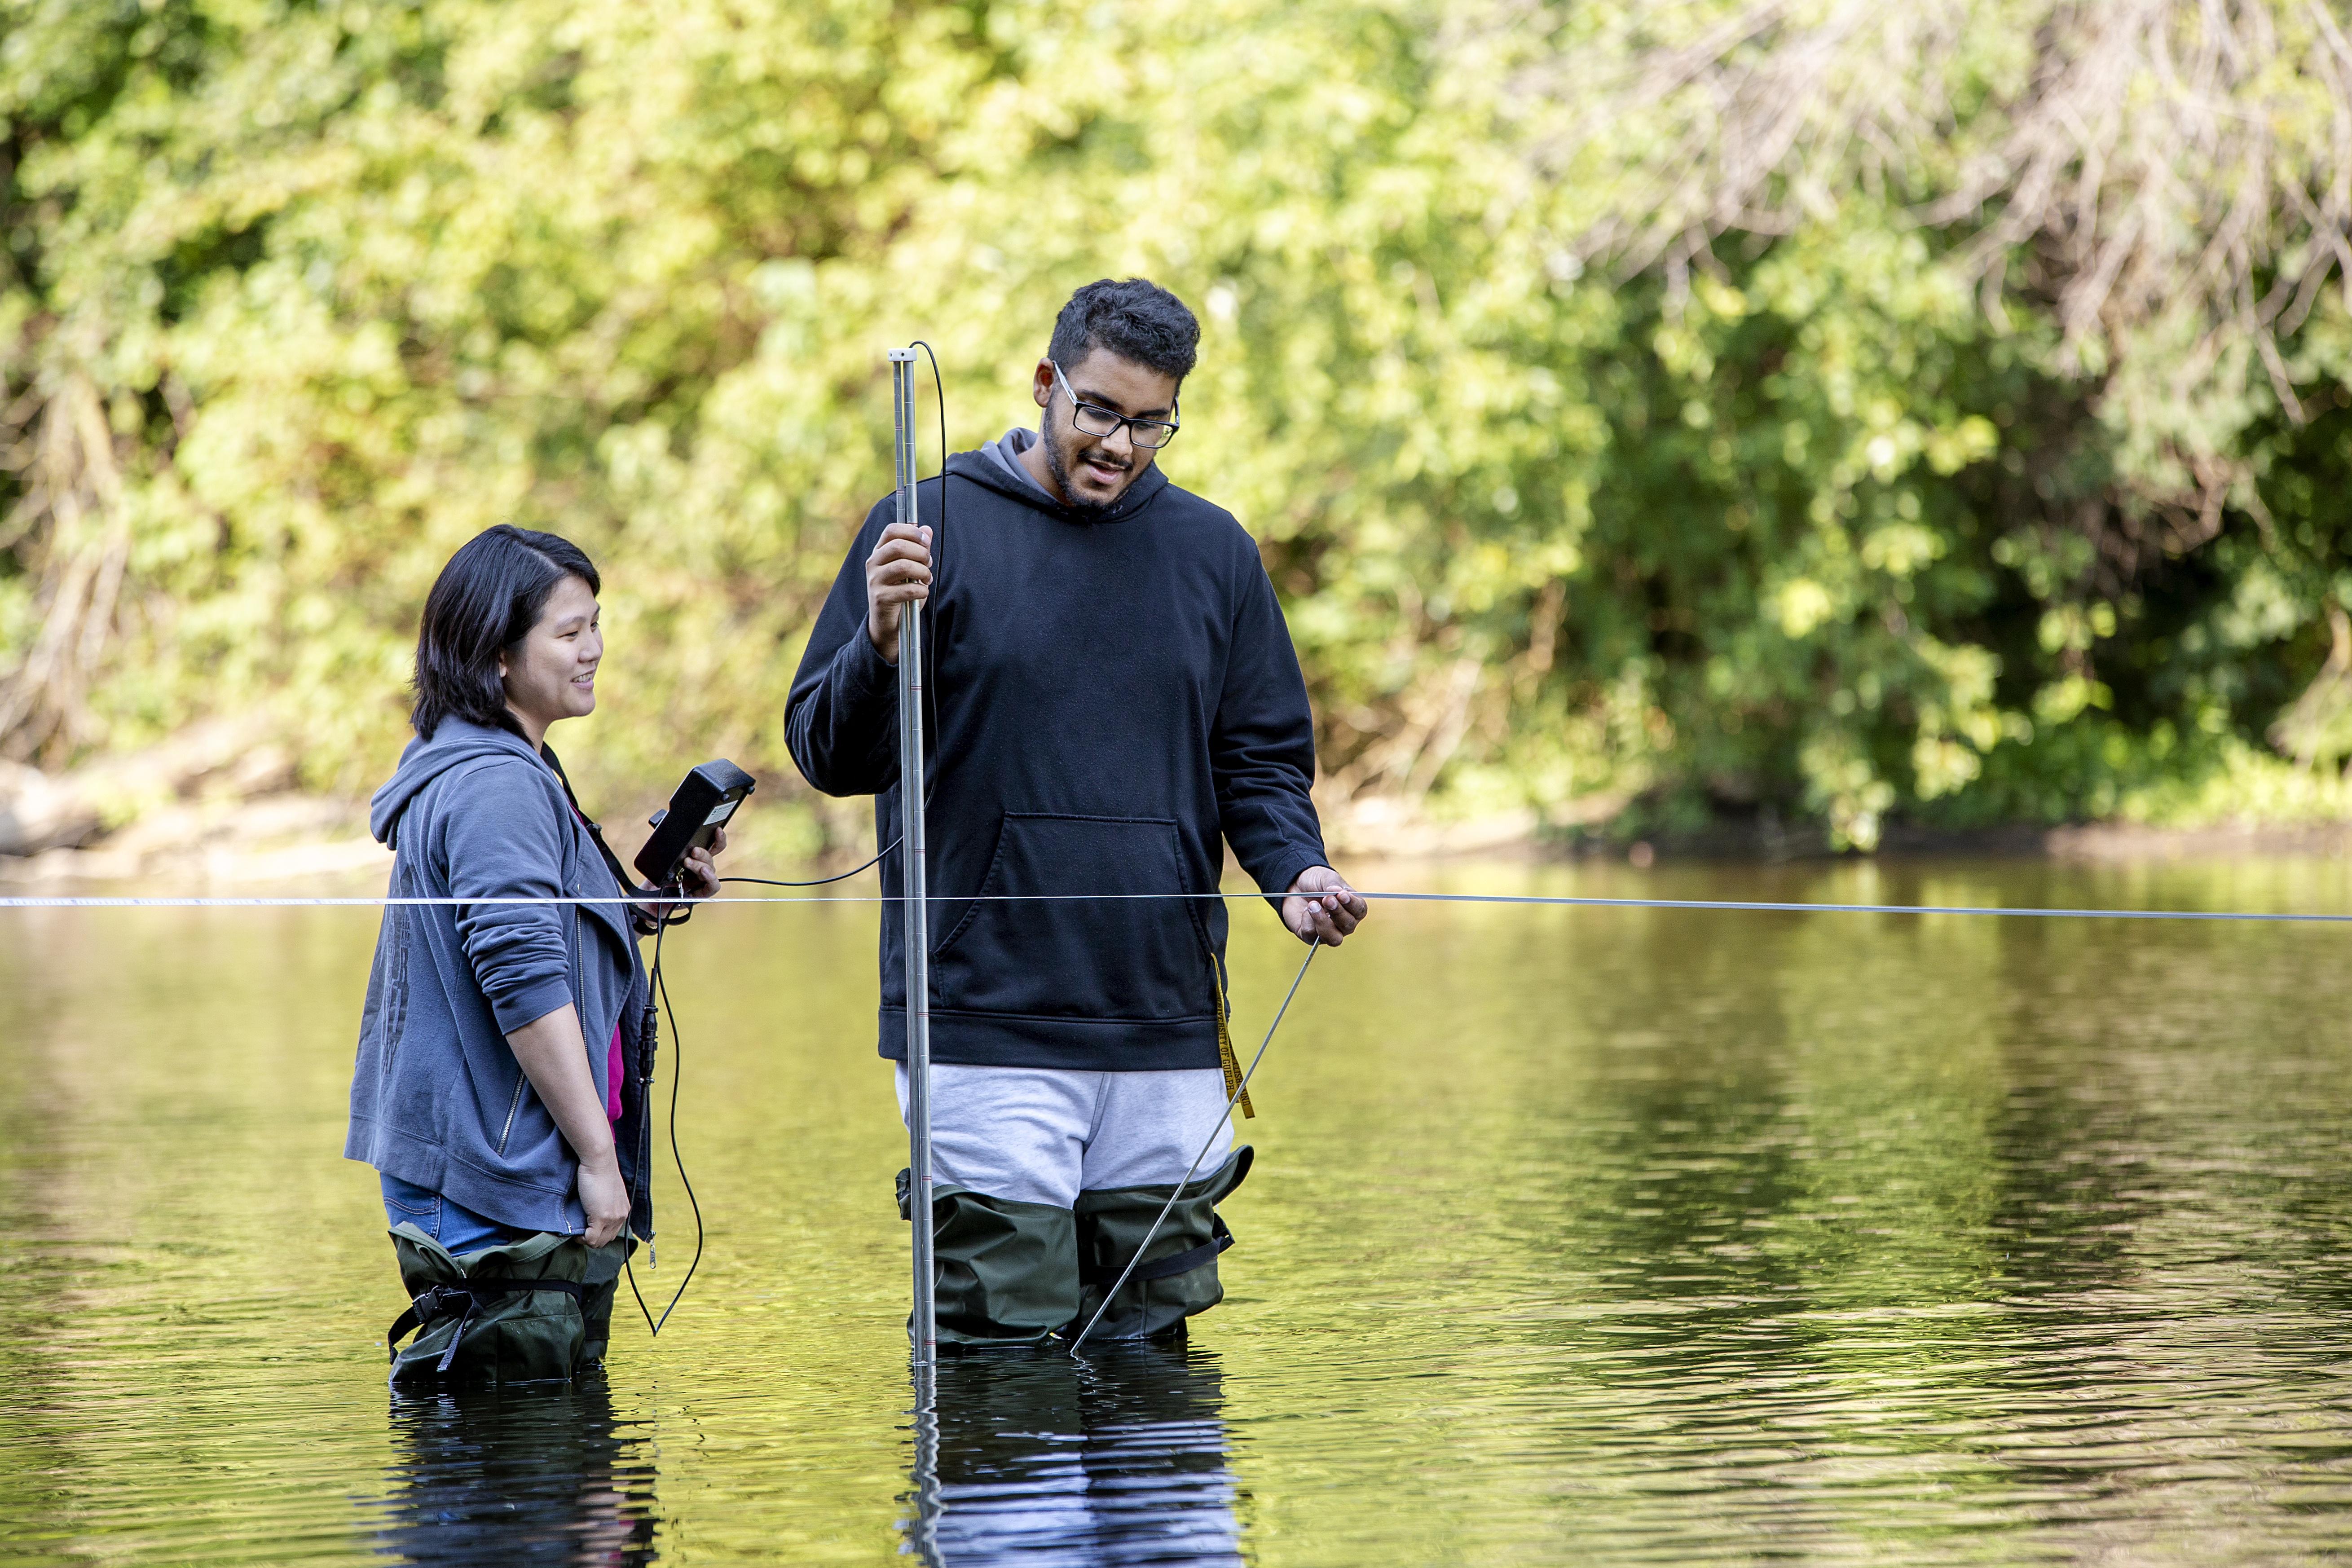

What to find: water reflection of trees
left=371, top=1375, right=658, bottom=1567
left=907, top=1344, right=1241, bottom=1567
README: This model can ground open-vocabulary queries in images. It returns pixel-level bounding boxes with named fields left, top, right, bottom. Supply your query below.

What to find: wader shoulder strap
left=386, top=1277, right=589, bottom=1368
left=539, top=744, right=671, bottom=934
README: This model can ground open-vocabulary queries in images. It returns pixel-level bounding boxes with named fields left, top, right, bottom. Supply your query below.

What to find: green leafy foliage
left=5, top=0, right=2351, bottom=852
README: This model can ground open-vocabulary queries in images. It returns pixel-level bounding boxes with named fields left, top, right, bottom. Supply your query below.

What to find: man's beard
left=1043, top=431, right=1126, bottom=513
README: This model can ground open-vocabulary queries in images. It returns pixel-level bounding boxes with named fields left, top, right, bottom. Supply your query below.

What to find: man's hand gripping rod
left=1067, top=936, right=1321, bottom=1356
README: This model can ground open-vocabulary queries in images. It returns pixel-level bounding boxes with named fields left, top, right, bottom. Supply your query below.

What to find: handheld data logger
left=635, top=760, right=755, bottom=889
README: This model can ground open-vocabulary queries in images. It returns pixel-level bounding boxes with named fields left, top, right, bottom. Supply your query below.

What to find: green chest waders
left=385, top=1224, right=631, bottom=1385
left=1073, top=1145, right=1254, bottom=1342
left=898, top=1169, right=1079, bottom=1348
left=897, top=1146, right=1256, bottom=1348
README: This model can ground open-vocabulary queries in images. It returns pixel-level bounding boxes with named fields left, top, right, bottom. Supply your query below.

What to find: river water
left=8, top=855, right=2352, bottom=1564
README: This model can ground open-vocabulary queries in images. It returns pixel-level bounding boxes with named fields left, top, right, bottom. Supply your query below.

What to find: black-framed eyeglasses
left=1051, top=361, right=1180, bottom=449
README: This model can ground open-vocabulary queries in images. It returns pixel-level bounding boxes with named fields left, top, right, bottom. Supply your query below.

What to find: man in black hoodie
left=787, top=278, right=1366, bottom=1347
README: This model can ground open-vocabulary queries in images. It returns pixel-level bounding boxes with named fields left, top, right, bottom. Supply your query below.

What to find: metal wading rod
left=906, top=1365, right=942, bottom=1564
left=889, top=346, right=938, bottom=1368
left=1067, top=936, right=1321, bottom=1356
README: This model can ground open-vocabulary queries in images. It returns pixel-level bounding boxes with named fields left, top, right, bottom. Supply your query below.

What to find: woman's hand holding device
left=636, top=827, right=726, bottom=925
left=631, top=759, right=753, bottom=922
left=680, top=834, right=723, bottom=899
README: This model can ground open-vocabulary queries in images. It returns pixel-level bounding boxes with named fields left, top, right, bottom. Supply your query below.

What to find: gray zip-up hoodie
left=345, top=717, right=652, bottom=1240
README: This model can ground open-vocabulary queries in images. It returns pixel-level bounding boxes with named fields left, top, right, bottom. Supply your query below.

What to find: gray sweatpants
left=892, top=1064, right=1234, bottom=1206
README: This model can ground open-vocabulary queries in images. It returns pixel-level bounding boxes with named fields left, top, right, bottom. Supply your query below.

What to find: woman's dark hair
left=410, top=525, right=600, bottom=740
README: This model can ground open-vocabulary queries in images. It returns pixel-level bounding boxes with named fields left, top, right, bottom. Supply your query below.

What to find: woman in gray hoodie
left=347, top=526, right=718, bottom=1311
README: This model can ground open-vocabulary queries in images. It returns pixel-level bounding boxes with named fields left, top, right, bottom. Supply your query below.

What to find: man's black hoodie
left=786, top=434, right=1330, bottom=1072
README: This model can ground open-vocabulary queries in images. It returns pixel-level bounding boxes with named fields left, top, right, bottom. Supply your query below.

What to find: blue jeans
left=379, top=1172, right=527, bottom=1254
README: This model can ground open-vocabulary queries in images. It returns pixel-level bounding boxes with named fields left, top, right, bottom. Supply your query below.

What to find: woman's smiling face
left=500, top=574, right=601, bottom=741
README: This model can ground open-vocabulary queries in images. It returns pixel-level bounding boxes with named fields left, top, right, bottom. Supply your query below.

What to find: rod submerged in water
left=890, top=346, right=937, bottom=1369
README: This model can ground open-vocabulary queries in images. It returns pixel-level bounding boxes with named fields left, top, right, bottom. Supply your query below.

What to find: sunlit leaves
left=3, top=0, right=2350, bottom=849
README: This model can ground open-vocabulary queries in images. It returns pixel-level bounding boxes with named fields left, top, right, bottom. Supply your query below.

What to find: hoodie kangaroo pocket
left=933, top=815, right=1211, bottom=1023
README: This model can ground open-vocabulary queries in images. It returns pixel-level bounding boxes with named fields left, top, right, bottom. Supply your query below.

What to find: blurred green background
left=7, top=0, right=2352, bottom=859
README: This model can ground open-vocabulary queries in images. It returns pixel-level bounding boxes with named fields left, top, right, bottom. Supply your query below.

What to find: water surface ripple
left=6, top=856, right=2352, bottom=1563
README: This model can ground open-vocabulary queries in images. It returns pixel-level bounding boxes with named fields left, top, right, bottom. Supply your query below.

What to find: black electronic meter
left=635, top=760, right=755, bottom=889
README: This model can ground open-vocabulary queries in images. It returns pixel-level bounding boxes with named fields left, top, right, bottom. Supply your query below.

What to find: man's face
left=1031, top=349, right=1180, bottom=511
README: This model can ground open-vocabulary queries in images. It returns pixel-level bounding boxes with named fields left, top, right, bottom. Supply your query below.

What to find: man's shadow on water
left=908, top=1342, right=1243, bottom=1568
left=370, top=1371, right=658, bottom=1566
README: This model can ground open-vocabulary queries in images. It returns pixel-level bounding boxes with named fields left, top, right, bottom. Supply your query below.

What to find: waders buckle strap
left=1078, top=1212, right=1234, bottom=1286
left=386, top=1277, right=588, bottom=1369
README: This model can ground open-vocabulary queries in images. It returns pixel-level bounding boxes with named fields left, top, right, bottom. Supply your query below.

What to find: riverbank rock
left=0, top=718, right=359, bottom=870
left=0, top=760, right=101, bottom=855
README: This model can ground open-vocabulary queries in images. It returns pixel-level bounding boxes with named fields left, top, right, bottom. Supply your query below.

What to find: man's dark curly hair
left=1045, top=278, right=1200, bottom=384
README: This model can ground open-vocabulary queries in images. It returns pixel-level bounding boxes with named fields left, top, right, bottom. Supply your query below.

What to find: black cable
left=719, top=840, right=895, bottom=889
left=713, top=348, right=945, bottom=895
left=624, top=841, right=893, bottom=1342
left=910, top=340, right=947, bottom=798
left=910, top=339, right=948, bottom=548
left=623, top=907, right=704, bottom=1337
left=648, top=922, right=702, bottom=1332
